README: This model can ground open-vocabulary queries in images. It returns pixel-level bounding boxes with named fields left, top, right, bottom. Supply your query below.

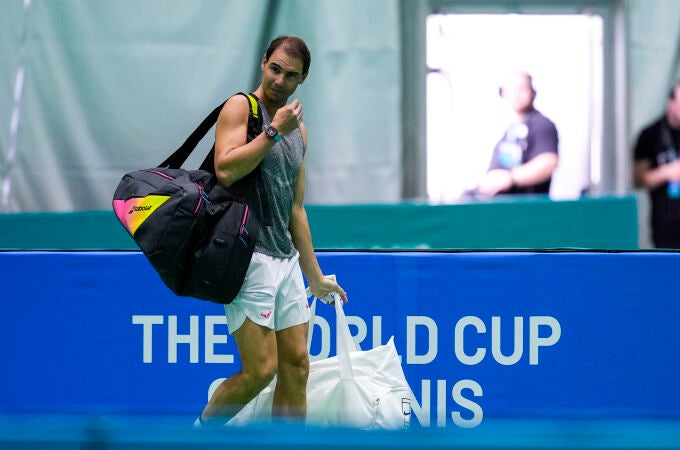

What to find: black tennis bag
left=112, top=93, right=269, bottom=304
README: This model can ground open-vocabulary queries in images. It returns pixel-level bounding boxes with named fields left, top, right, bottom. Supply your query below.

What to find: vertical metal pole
left=2, top=0, right=32, bottom=211
left=250, top=0, right=282, bottom=92
left=399, top=0, right=428, bottom=200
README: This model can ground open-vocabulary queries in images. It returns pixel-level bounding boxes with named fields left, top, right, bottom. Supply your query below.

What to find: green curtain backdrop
left=628, top=0, right=680, bottom=138
left=0, top=0, right=679, bottom=212
left=0, top=0, right=401, bottom=211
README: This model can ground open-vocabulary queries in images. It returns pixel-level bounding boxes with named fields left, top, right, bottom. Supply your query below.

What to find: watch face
left=265, top=124, right=278, bottom=138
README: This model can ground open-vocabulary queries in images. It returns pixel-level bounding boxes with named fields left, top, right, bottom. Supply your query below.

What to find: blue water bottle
left=667, top=150, right=680, bottom=199
left=498, top=123, right=526, bottom=169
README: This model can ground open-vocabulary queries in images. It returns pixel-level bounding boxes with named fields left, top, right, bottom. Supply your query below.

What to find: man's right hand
left=272, top=99, right=304, bottom=136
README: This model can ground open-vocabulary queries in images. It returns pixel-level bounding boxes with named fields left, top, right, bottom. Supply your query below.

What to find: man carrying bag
left=198, top=35, right=347, bottom=425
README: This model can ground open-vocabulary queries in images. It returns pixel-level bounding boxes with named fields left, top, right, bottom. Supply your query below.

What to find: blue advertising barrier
left=1, top=251, right=679, bottom=428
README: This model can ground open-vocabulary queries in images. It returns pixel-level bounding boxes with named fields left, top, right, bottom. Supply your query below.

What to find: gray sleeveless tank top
left=253, top=101, right=304, bottom=257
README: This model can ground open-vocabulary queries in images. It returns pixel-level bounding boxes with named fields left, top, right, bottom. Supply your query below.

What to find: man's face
left=261, top=46, right=306, bottom=106
left=501, top=73, right=535, bottom=115
left=667, top=86, right=680, bottom=128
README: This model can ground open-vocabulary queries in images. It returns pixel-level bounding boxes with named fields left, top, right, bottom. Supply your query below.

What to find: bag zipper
left=143, top=170, right=204, bottom=215
left=194, top=183, right=208, bottom=214
left=239, top=205, right=249, bottom=247
left=144, top=169, right=174, bottom=180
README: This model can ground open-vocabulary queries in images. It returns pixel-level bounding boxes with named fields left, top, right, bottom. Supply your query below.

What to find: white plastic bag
left=227, top=296, right=411, bottom=429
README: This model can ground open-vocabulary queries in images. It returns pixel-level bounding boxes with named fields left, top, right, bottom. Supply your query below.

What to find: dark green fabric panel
left=0, top=196, right=638, bottom=250
left=0, top=211, right=134, bottom=250
left=306, top=196, right=638, bottom=250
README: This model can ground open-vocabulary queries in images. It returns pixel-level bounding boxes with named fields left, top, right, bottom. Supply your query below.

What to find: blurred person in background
left=476, top=70, right=559, bottom=196
left=633, top=79, right=680, bottom=249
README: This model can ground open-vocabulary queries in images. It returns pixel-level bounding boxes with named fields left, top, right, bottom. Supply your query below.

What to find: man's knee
left=280, top=349, right=310, bottom=384
left=242, top=359, right=277, bottom=394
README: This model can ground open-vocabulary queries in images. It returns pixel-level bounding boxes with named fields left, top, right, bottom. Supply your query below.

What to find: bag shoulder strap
left=158, top=101, right=224, bottom=169
left=158, top=92, right=261, bottom=169
left=220, top=93, right=272, bottom=226
left=158, top=93, right=272, bottom=226
left=198, top=92, right=264, bottom=173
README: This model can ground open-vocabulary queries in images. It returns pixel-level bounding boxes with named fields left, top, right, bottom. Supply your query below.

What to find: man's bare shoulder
left=219, top=93, right=250, bottom=121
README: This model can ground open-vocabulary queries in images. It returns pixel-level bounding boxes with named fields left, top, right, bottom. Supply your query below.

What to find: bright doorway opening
left=426, top=13, right=603, bottom=202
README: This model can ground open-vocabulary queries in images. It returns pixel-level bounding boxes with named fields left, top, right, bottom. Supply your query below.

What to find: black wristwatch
left=263, top=124, right=281, bottom=142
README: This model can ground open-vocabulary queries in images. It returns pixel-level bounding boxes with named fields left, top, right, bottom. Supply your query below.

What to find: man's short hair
left=265, top=36, right=311, bottom=75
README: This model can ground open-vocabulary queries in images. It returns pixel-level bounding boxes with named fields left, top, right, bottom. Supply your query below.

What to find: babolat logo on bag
left=113, top=194, right=170, bottom=235
left=130, top=205, right=153, bottom=213
left=112, top=92, right=268, bottom=305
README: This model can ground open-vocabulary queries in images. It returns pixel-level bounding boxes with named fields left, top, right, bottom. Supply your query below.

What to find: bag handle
left=307, top=295, right=358, bottom=380
left=334, top=298, right=357, bottom=380
left=307, top=296, right=317, bottom=348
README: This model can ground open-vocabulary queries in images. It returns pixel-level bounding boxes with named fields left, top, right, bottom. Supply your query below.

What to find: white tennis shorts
left=224, top=251, right=311, bottom=334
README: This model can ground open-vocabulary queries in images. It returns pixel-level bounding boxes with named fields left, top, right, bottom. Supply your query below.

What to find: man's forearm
left=290, top=205, right=323, bottom=286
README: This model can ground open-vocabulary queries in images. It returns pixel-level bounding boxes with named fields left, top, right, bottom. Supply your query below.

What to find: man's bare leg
left=272, top=322, right=310, bottom=419
left=201, top=318, right=277, bottom=423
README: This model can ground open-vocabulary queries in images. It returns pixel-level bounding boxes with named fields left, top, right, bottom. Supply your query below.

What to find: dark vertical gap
left=249, top=0, right=282, bottom=92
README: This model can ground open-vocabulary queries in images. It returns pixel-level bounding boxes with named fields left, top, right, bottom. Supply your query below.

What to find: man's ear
left=300, top=72, right=309, bottom=84
left=261, top=54, right=267, bottom=70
